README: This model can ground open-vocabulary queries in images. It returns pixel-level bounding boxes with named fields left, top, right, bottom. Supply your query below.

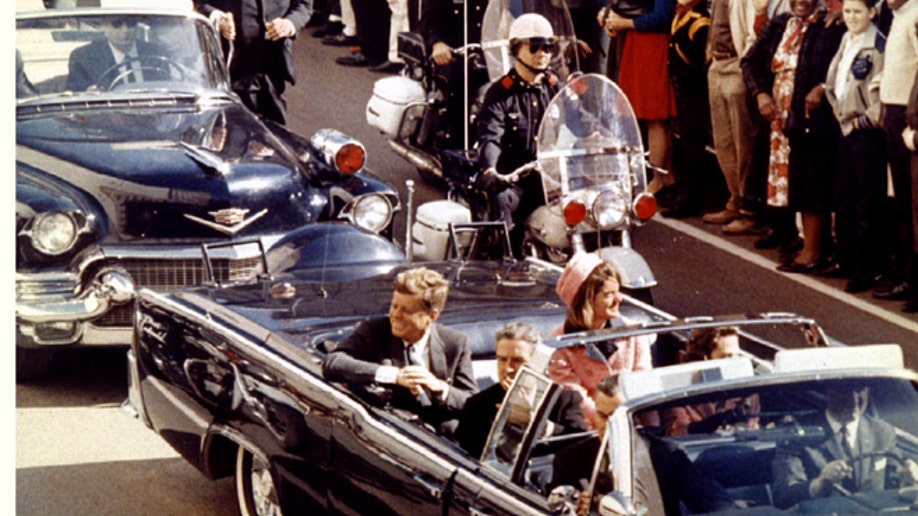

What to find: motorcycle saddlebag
left=366, top=75, right=426, bottom=137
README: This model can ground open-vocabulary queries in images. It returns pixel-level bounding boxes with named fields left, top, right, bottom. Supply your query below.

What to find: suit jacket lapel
left=385, top=330, right=408, bottom=368
left=428, top=325, right=448, bottom=383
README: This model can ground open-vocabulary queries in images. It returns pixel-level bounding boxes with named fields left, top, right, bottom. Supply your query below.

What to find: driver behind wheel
left=67, top=16, right=169, bottom=91
left=771, top=384, right=918, bottom=509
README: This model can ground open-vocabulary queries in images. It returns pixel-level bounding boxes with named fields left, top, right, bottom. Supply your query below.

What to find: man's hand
left=804, top=84, right=826, bottom=118
left=396, top=365, right=446, bottom=395
left=266, top=18, right=296, bottom=41
left=219, top=12, right=236, bottom=41
left=507, top=391, right=535, bottom=426
left=898, top=458, right=918, bottom=486
left=902, top=127, right=916, bottom=152
left=810, top=459, right=853, bottom=497
left=756, top=92, right=778, bottom=122
left=431, top=41, right=454, bottom=66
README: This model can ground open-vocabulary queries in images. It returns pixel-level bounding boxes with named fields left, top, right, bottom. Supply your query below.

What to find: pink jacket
left=547, top=325, right=652, bottom=427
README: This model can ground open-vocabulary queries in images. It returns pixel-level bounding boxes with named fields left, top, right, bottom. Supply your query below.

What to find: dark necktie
left=839, top=426, right=854, bottom=460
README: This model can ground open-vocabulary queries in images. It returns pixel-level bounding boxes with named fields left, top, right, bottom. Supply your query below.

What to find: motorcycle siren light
left=562, top=199, right=588, bottom=226
left=633, top=193, right=658, bottom=221
left=310, top=128, right=367, bottom=174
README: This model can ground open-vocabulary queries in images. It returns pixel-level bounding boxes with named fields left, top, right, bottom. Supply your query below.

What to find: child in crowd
left=825, top=0, right=886, bottom=292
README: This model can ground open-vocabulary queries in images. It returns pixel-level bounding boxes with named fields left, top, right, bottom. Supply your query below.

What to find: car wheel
left=16, top=330, right=55, bottom=381
left=236, top=446, right=283, bottom=516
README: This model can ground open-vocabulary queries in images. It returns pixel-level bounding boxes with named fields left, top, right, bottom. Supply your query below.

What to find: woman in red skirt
left=600, top=0, right=677, bottom=194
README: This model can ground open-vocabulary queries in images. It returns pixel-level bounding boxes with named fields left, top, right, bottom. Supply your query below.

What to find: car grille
left=94, top=257, right=263, bottom=327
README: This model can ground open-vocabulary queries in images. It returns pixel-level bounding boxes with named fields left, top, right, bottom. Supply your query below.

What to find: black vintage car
left=126, top=239, right=906, bottom=515
left=15, top=5, right=401, bottom=379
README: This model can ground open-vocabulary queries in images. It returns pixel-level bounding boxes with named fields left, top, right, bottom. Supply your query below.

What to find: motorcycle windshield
left=537, top=74, right=647, bottom=206
left=480, top=0, right=579, bottom=82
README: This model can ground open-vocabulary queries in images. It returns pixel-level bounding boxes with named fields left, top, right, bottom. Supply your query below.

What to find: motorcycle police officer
left=476, top=13, right=560, bottom=257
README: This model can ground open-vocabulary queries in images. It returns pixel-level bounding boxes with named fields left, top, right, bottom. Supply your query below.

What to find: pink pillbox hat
left=556, top=252, right=604, bottom=306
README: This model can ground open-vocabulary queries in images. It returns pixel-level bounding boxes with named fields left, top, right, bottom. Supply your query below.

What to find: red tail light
left=633, top=193, right=658, bottom=221
left=563, top=199, right=588, bottom=226
left=336, top=143, right=366, bottom=174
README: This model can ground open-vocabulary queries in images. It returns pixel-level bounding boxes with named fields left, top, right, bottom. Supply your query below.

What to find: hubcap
left=249, top=455, right=282, bottom=516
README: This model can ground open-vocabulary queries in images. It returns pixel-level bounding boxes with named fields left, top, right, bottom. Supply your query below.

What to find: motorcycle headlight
left=348, top=194, right=393, bottom=233
left=592, top=187, right=628, bottom=228
left=30, top=211, right=80, bottom=255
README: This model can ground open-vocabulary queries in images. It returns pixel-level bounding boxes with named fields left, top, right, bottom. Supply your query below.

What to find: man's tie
left=406, top=344, right=431, bottom=406
left=839, top=426, right=855, bottom=460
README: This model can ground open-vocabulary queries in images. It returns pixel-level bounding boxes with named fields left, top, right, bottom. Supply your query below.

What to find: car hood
left=16, top=102, right=320, bottom=241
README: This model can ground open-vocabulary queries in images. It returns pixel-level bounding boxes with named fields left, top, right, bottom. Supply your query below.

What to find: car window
left=17, top=13, right=225, bottom=98
left=481, top=369, right=557, bottom=479
left=629, top=377, right=918, bottom=515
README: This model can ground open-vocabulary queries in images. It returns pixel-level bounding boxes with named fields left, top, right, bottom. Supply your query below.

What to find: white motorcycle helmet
left=508, top=13, right=557, bottom=59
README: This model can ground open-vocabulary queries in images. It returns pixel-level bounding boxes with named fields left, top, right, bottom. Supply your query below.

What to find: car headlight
left=592, top=186, right=628, bottom=228
left=348, top=194, right=393, bottom=233
left=30, top=211, right=81, bottom=255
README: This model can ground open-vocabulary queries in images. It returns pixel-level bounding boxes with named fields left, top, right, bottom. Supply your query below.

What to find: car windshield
left=628, top=376, right=918, bottom=515
left=17, top=12, right=226, bottom=100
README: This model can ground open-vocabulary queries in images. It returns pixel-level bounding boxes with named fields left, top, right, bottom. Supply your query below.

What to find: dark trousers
left=834, top=129, right=887, bottom=278
left=233, top=73, right=287, bottom=125
left=883, top=104, right=915, bottom=283
left=672, top=81, right=712, bottom=206
left=352, top=0, right=391, bottom=65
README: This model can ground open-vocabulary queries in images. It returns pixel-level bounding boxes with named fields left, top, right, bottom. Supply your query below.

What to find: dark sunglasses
left=529, top=42, right=557, bottom=54
left=111, top=18, right=138, bottom=29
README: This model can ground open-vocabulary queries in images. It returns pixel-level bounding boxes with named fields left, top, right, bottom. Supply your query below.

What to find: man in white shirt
left=68, top=16, right=169, bottom=91
left=323, top=267, right=478, bottom=426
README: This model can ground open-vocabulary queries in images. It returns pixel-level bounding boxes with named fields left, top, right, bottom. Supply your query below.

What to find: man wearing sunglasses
left=476, top=13, right=560, bottom=258
left=68, top=16, right=169, bottom=92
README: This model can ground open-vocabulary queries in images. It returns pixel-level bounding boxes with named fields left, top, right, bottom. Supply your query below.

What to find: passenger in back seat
left=455, top=321, right=588, bottom=458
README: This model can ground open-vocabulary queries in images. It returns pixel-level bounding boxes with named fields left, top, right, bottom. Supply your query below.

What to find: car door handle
left=413, top=474, right=444, bottom=499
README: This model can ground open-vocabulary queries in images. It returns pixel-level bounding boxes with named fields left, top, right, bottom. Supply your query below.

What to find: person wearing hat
left=476, top=13, right=561, bottom=257
left=547, top=252, right=652, bottom=426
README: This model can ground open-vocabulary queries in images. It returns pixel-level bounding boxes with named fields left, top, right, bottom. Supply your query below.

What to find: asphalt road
left=14, top=21, right=918, bottom=516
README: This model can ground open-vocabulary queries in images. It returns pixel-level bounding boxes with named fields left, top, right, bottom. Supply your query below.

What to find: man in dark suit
left=67, top=16, right=170, bottom=92
left=323, top=267, right=478, bottom=426
left=772, top=385, right=918, bottom=509
left=454, top=322, right=588, bottom=458
left=195, top=0, right=312, bottom=125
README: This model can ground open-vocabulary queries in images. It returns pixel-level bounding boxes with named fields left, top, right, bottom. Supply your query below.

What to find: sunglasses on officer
left=525, top=37, right=558, bottom=54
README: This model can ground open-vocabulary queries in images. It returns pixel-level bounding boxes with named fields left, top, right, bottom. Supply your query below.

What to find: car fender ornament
left=184, top=208, right=268, bottom=235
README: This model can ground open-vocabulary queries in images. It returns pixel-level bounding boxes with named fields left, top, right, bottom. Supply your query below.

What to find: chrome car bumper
left=16, top=267, right=136, bottom=346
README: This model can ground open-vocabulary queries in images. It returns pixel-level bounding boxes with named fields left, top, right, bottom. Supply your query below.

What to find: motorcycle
left=367, top=0, right=657, bottom=300
left=408, top=73, right=659, bottom=303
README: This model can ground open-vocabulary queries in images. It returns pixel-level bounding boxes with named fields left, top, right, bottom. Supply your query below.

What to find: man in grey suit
left=772, top=385, right=918, bottom=509
left=68, top=16, right=170, bottom=92
left=323, top=267, right=478, bottom=426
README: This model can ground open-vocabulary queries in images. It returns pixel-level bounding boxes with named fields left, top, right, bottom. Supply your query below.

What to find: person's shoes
left=660, top=202, right=703, bottom=219
left=335, top=52, right=371, bottom=67
left=873, top=281, right=911, bottom=300
left=776, top=260, right=824, bottom=274
left=702, top=209, right=738, bottom=225
left=323, top=33, right=359, bottom=46
left=312, top=21, right=343, bottom=38
left=654, top=185, right=680, bottom=207
left=368, top=60, right=404, bottom=74
left=776, top=237, right=804, bottom=259
left=844, top=275, right=876, bottom=293
left=755, top=230, right=796, bottom=249
left=813, top=262, right=850, bottom=278
left=722, top=216, right=765, bottom=235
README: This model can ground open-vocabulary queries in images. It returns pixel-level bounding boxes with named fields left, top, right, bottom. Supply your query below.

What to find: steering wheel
left=95, top=55, right=198, bottom=91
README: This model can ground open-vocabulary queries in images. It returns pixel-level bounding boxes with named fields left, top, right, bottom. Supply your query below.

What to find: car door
left=327, top=392, right=460, bottom=515
left=448, top=368, right=561, bottom=515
